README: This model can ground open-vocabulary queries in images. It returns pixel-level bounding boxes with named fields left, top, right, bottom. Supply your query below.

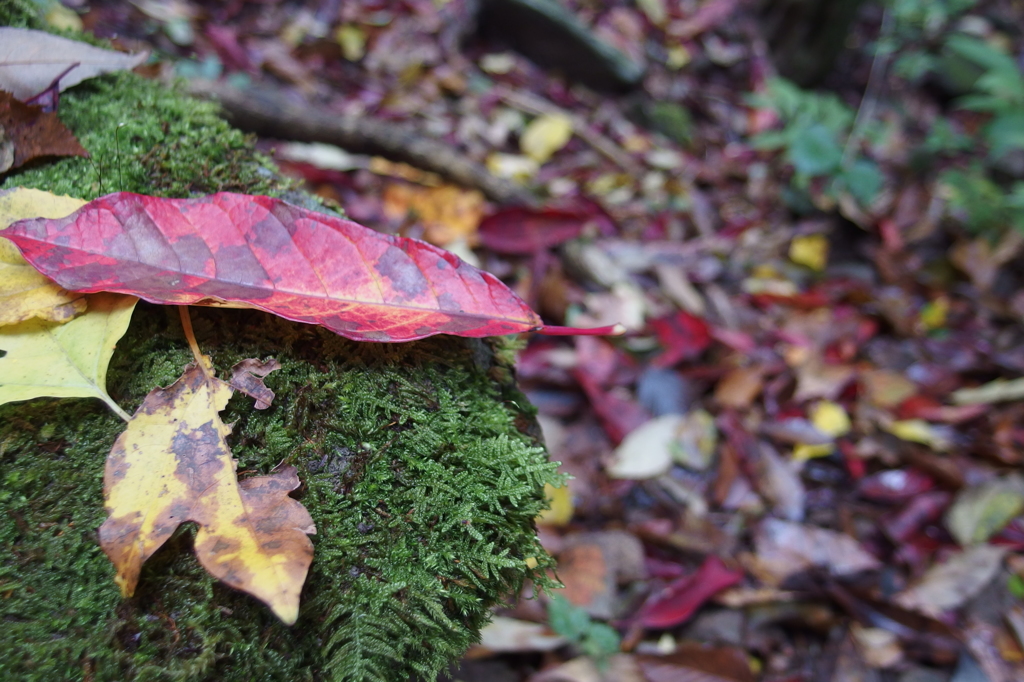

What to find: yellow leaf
left=520, top=113, right=573, bottom=163
left=0, top=187, right=88, bottom=325
left=0, top=292, right=136, bottom=420
left=99, top=358, right=316, bottom=625
left=810, top=401, right=851, bottom=437
left=381, top=182, right=486, bottom=247
left=919, top=296, right=949, bottom=330
left=789, top=234, right=829, bottom=271
left=335, top=23, right=365, bottom=61
left=887, top=419, right=951, bottom=451
left=486, top=153, right=539, bottom=181
left=536, top=482, right=573, bottom=526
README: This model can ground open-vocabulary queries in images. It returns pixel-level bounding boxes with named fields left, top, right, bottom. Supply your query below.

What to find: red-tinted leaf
left=0, top=90, right=87, bottom=173
left=227, top=357, right=281, bottom=410
left=857, top=468, right=935, bottom=504
left=651, top=311, right=712, bottom=367
left=3, top=192, right=546, bottom=342
left=637, top=644, right=755, bottom=682
left=478, top=207, right=594, bottom=254
left=638, top=556, right=743, bottom=629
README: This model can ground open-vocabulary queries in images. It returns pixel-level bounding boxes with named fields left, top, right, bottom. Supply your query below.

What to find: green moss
left=0, top=8, right=560, bottom=680
left=1, top=306, right=561, bottom=682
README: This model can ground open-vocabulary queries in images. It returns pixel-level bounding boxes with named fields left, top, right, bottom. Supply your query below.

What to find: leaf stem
left=178, top=306, right=209, bottom=374
left=102, top=395, right=133, bottom=422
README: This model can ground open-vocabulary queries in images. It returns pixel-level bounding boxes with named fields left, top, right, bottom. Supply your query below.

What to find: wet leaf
left=0, top=91, right=88, bottom=173
left=0, top=27, right=148, bottom=101
left=0, top=187, right=86, bottom=325
left=2, top=192, right=574, bottom=342
left=99, top=358, right=316, bottom=624
left=0, top=292, right=136, bottom=419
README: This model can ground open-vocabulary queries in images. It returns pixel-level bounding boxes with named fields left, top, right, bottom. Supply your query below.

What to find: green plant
left=546, top=595, right=621, bottom=669
left=748, top=77, right=883, bottom=208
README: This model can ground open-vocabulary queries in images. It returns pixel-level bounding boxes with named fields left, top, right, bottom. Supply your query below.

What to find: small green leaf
left=787, top=124, right=843, bottom=177
left=547, top=595, right=591, bottom=641
left=838, top=159, right=883, bottom=206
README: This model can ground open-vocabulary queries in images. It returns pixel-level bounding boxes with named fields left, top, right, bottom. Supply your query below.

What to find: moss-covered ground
left=1, top=4, right=560, bottom=679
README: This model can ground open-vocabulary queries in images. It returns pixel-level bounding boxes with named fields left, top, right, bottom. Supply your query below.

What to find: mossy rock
left=0, top=7, right=559, bottom=681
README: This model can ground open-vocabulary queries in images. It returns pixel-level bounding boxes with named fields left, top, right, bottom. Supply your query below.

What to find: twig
left=492, top=84, right=644, bottom=176
left=186, top=79, right=536, bottom=206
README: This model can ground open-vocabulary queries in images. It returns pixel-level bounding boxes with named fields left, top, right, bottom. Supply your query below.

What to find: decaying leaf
left=99, top=357, right=315, bottom=624
left=0, top=292, right=136, bottom=419
left=750, top=518, right=881, bottom=585
left=0, top=92, right=88, bottom=173
left=227, top=357, right=282, bottom=409
left=945, top=474, right=1024, bottom=546
left=0, top=27, right=149, bottom=101
left=0, top=187, right=86, bottom=325
left=895, top=544, right=1007, bottom=617
left=2, top=192, right=556, bottom=342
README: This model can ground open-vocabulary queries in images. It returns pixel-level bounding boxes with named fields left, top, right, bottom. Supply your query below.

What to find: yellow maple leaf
left=0, top=187, right=88, bottom=326
left=98, top=356, right=316, bottom=625
left=0, top=292, right=136, bottom=419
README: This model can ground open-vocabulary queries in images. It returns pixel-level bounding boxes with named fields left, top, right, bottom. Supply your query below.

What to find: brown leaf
left=0, top=91, right=87, bottom=173
left=714, top=366, right=763, bottom=409
left=227, top=357, right=281, bottom=410
left=637, top=643, right=754, bottom=682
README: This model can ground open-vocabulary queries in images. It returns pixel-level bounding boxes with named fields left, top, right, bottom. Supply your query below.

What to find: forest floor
left=68, top=0, right=1024, bottom=680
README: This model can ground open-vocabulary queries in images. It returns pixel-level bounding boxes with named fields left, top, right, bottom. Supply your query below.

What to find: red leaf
left=651, top=311, right=712, bottom=367
left=0, top=90, right=88, bottom=173
left=638, top=556, right=743, bottom=629
left=3, top=192, right=547, bottom=342
left=477, top=207, right=594, bottom=254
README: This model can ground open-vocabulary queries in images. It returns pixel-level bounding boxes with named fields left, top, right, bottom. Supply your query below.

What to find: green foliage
left=546, top=595, right=621, bottom=669
left=749, top=78, right=882, bottom=207
left=942, top=167, right=1024, bottom=235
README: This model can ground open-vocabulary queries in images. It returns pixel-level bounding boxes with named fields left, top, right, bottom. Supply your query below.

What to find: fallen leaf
left=381, top=182, right=486, bottom=247
left=714, top=366, right=763, bottom=409
left=751, top=518, right=881, bottom=584
left=0, top=187, right=87, bottom=325
left=789, top=234, right=828, bottom=271
left=0, top=91, right=88, bottom=173
left=472, top=616, right=567, bottom=655
left=607, top=414, right=683, bottom=479
left=638, top=556, right=744, bottom=629
left=0, top=27, right=149, bottom=101
left=793, top=400, right=850, bottom=460
left=672, top=409, right=718, bottom=471
left=753, top=441, right=805, bottom=521
left=478, top=207, right=593, bottom=254
left=537, top=482, right=574, bottom=526
left=637, top=644, right=755, bottom=682
left=860, top=369, right=917, bottom=408
left=946, top=474, right=1024, bottom=546
left=520, top=113, right=573, bottom=163
left=0, top=292, right=136, bottom=419
left=0, top=192, right=606, bottom=342
left=99, top=358, right=316, bottom=624
left=952, top=377, right=1024, bottom=405
left=851, top=623, right=903, bottom=668
left=530, top=654, right=644, bottom=682
left=885, top=419, right=952, bottom=451
left=793, top=356, right=855, bottom=402
left=895, top=545, right=1007, bottom=617
left=557, top=531, right=646, bottom=619
left=227, top=357, right=281, bottom=410
left=650, top=310, right=712, bottom=367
